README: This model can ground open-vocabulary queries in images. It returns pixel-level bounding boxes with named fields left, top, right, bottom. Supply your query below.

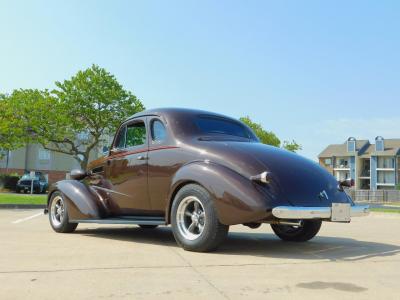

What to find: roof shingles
left=318, top=139, right=400, bottom=158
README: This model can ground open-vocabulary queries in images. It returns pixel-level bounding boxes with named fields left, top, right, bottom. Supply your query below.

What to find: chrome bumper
left=272, top=204, right=369, bottom=221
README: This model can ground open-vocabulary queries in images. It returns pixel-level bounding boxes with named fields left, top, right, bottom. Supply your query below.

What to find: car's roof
left=126, top=107, right=235, bottom=122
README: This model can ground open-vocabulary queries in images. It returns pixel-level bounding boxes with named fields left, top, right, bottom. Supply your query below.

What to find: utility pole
left=5, top=150, right=10, bottom=173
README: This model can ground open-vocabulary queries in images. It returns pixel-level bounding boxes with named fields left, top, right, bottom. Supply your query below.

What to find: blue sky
left=1, top=0, right=399, bottom=160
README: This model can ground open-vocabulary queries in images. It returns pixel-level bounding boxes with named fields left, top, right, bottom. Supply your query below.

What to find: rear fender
left=167, top=161, right=283, bottom=225
left=47, top=180, right=106, bottom=220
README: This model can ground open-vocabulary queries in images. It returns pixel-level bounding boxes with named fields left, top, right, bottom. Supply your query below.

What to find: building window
left=335, top=171, right=350, bottom=181
left=377, top=157, right=395, bottom=169
left=377, top=171, right=395, bottom=184
left=324, top=158, right=332, bottom=166
left=347, top=137, right=356, bottom=152
left=336, top=158, right=349, bottom=168
left=375, top=136, right=384, bottom=152
left=38, top=149, right=50, bottom=160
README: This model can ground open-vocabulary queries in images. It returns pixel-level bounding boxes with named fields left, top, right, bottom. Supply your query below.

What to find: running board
left=70, top=216, right=166, bottom=225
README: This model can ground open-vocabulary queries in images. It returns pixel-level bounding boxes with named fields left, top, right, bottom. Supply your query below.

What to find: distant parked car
left=16, top=172, right=48, bottom=194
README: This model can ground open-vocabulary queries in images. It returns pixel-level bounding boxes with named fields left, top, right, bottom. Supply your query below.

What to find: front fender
left=47, top=180, right=106, bottom=220
left=168, top=161, right=284, bottom=225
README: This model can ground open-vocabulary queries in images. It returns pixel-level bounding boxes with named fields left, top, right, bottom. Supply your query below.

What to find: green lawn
left=0, top=193, right=47, bottom=205
left=370, top=208, right=400, bottom=214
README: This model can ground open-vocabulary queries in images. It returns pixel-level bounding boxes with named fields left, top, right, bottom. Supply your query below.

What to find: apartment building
left=318, top=137, right=400, bottom=190
left=0, top=143, right=105, bottom=184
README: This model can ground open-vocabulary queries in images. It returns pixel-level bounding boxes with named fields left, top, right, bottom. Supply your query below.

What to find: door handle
left=137, top=155, right=148, bottom=160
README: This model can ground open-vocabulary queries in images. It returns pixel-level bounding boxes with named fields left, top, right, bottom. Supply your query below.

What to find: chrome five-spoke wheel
left=48, top=192, right=78, bottom=233
left=176, top=196, right=206, bottom=240
left=171, top=184, right=229, bottom=252
left=50, top=195, right=65, bottom=227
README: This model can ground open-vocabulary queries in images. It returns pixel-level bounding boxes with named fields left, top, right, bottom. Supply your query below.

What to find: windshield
left=195, top=115, right=257, bottom=141
left=20, top=174, right=40, bottom=181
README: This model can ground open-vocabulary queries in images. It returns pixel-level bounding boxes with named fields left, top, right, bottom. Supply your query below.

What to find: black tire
left=48, top=191, right=78, bottom=233
left=139, top=224, right=158, bottom=229
left=271, top=220, right=322, bottom=242
left=171, top=184, right=229, bottom=252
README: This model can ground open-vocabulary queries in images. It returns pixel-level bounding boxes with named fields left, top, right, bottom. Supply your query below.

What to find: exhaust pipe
left=267, top=220, right=303, bottom=226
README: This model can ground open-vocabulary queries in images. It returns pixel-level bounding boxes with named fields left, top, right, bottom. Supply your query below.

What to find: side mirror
left=70, top=169, right=88, bottom=180
left=339, top=178, right=354, bottom=188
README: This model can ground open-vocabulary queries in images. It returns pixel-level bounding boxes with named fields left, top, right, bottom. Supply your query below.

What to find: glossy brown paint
left=48, top=108, right=352, bottom=225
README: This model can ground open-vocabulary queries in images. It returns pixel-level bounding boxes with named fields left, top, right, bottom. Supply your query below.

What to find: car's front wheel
left=271, top=220, right=322, bottom=242
left=49, top=192, right=78, bottom=233
left=171, top=184, right=229, bottom=252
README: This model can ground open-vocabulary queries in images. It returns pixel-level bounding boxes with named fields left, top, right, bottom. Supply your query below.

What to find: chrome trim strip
left=272, top=205, right=369, bottom=220
left=90, top=185, right=130, bottom=197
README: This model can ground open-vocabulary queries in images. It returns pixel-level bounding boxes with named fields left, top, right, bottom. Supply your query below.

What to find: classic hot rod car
left=45, top=108, right=369, bottom=252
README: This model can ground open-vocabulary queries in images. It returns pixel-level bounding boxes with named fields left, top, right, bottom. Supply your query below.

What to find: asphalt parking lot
left=1, top=209, right=399, bottom=300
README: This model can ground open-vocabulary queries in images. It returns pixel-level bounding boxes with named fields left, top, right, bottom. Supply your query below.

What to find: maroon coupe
left=45, top=108, right=369, bottom=252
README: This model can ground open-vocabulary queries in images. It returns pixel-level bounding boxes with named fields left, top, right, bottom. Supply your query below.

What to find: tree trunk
left=79, top=157, right=89, bottom=171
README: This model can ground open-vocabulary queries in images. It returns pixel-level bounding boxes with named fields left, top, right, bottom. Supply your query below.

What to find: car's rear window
left=195, top=115, right=256, bottom=140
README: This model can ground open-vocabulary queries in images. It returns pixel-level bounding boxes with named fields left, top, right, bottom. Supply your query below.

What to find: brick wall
left=0, top=168, right=68, bottom=185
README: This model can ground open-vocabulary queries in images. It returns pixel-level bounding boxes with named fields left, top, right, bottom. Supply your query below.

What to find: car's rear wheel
left=271, top=220, right=322, bottom=242
left=139, top=225, right=158, bottom=229
left=171, top=184, right=229, bottom=252
left=49, top=192, right=78, bottom=233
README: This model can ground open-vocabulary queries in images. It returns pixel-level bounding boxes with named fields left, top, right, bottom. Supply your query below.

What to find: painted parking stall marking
left=12, top=212, right=43, bottom=224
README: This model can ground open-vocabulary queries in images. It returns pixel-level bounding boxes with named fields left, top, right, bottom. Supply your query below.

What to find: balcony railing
left=377, top=181, right=395, bottom=185
left=360, top=170, right=370, bottom=177
left=334, top=164, right=349, bottom=169
left=377, top=165, right=395, bottom=169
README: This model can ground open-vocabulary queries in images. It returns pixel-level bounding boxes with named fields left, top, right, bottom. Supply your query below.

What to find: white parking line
left=12, top=212, right=43, bottom=224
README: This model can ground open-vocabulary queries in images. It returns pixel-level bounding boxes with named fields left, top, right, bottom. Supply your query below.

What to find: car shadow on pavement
left=77, top=226, right=400, bottom=261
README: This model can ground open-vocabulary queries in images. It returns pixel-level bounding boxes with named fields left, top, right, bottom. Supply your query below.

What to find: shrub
left=0, top=174, right=20, bottom=190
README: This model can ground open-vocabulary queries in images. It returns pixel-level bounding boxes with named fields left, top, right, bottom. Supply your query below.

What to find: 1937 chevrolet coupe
left=45, top=108, right=369, bottom=252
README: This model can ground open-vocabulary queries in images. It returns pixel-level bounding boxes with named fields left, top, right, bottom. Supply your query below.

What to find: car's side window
left=151, top=119, right=167, bottom=143
left=126, top=121, right=147, bottom=148
left=114, top=126, right=127, bottom=149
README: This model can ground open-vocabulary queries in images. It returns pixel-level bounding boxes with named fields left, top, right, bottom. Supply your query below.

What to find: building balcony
left=333, top=165, right=350, bottom=170
left=376, top=182, right=395, bottom=186
left=376, top=167, right=395, bottom=171
left=359, top=170, right=370, bottom=178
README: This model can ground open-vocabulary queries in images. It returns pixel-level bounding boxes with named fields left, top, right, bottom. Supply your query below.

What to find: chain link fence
left=347, top=189, right=400, bottom=203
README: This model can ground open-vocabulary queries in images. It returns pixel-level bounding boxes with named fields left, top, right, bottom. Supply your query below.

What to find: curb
left=0, top=204, right=46, bottom=209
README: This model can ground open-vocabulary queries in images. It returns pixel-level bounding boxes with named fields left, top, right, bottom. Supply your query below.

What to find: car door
left=106, top=117, right=150, bottom=216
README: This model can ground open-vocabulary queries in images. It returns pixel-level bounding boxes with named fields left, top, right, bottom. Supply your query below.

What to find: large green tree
left=240, top=116, right=301, bottom=152
left=0, top=65, right=144, bottom=169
